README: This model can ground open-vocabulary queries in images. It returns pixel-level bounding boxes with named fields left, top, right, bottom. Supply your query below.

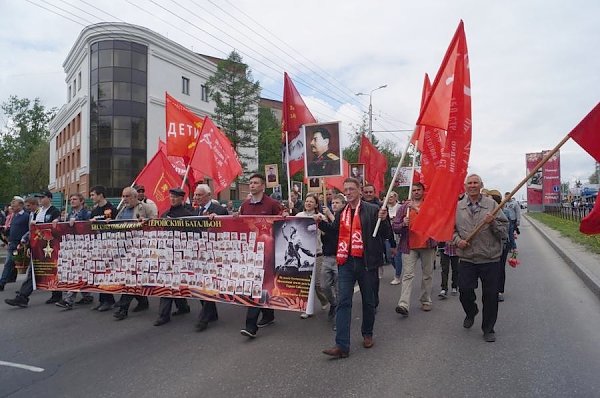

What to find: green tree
left=207, top=51, right=261, bottom=169
left=0, top=96, right=56, bottom=202
left=257, top=106, right=282, bottom=171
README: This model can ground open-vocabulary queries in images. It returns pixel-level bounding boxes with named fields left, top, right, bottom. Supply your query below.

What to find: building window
left=201, top=84, right=209, bottom=102
left=78, top=72, right=82, bottom=90
left=68, top=85, right=71, bottom=102
left=89, top=39, right=148, bottom=197
left=182, top=77, right=190, bottom=95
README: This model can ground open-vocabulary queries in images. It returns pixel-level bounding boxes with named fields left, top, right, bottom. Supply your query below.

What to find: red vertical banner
left=526, top=152, right=543, bottom=210
left=542, top=150, right=561, bottom=206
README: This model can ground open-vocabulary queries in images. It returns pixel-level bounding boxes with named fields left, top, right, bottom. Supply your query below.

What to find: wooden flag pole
left=372, top=129, right=416, bottom=237
left=465, top=133, right=571, bottom=242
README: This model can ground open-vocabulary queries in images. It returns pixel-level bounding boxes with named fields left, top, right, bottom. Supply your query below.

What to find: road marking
left=0, top=361, right=44, bottom=373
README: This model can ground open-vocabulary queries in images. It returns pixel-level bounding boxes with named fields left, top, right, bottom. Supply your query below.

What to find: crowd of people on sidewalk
left=0, top=172, right=519, bottom=358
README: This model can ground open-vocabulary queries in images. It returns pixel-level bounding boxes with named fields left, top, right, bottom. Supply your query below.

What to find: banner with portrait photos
left=30, top=216, right=318, bottom=312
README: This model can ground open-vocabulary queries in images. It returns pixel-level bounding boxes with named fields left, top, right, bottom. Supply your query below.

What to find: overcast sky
left=1, top=0, right=599, bottom=198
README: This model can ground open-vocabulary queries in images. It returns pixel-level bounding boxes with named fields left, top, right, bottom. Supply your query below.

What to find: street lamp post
left=356, top=84, right=387, bottom=140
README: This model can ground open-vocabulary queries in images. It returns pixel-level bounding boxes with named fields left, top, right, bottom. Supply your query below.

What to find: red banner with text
left=542, top=150, right=561, bottom=206
left=30, top=217, right=318, bottom=312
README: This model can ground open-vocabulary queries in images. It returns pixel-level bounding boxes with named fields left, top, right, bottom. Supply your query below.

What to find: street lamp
left=356, top=84, right=387, bottom=140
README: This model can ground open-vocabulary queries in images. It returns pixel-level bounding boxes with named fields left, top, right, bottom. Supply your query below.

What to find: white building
left=49, top=22, right=258, bottom=199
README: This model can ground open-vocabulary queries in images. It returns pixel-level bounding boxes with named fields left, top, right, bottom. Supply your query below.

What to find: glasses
left=122, top=194, right=132, bottom=198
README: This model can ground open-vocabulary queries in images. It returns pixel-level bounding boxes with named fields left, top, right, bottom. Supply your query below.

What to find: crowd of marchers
left=0, top=173, right=521, bottom=358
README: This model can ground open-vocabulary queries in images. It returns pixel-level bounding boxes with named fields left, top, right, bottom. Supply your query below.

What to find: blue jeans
left=335, top=257, right=377, bottom=353
left=385, top=239, right=403, bottom=277
left=0, top=245, right=16, bottom=284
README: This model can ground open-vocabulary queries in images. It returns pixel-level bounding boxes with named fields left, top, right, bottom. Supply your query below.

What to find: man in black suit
left=193, top=184, right=228, bottom=332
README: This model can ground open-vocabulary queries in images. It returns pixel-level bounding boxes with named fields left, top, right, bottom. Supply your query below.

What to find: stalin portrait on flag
left=304, top=122, right=342, bottom=178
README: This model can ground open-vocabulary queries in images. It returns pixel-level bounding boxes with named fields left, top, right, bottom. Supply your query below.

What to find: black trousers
left=245, top=307, right=274, bottom=333
left=158, top=298, right=189, bottom=320
left=440, top=253, right=459, bottom=290
left=199, top=300, right=219, bottom=322
left=99, top=293, right=115, bottom=304
left=498, top=242, right=510, bottom=294
left=118, top=294, right=148, bottom=311
left=458, top=261, right=499, bottom=334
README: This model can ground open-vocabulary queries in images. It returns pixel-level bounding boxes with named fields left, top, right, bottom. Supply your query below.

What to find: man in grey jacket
left=453, top=174, right=508, bottom=342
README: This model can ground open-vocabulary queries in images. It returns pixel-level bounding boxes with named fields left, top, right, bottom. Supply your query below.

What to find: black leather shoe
left=113, top=309, right=128, bottom=320
left=5, top=296, right=28, bottom=308
left=172, top=306, right=190, bottom=316
left=483, top=332, right=496, bottom=342
left=153, top=317, right=170, bottom=326
left=463, top=316, right=475, bottom=329
left=0, top=284, right=5, bottom=292
left=195, top=321, right=209, bottom=332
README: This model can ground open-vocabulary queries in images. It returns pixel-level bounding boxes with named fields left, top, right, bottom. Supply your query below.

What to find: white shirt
left=387, top=202, right=401, bottom=218
left=35, top=206, right=49, bottom=223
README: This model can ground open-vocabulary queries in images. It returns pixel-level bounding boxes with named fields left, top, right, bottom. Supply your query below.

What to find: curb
left=525, top=214, right=600, bottom=300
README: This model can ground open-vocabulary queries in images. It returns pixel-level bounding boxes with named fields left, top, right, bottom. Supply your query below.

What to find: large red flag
left=165, top=93, right=204, bottom=160
left=417, top=21, right=466, bottom=131
left=189, top=117, right=243, bottom=194
left=324, top=159, right=350, bottom=192
left=567, top=102, right=600, bottom=234
left=414, top=74, right=446, bottom=189
left=358, top=135, right=388, bottom=196
left=412, top=21, right=471, bottom=241
left=282, top=73, right=317, bottom=176
left=134, top=150, right=185, bottom=215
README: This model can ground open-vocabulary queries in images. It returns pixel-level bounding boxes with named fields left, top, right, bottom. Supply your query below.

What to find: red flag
left=417, top=21, right=467, bottom=131
left=415, top=74, right=446, bottom=189
left=568, top=102, right=600, bottom=162
left=580, top=200, right=600, bottom=234
left=282, top=73, right=317, bottom=176
left=159, top=139, right=200, bottom=192
left=412, top=21, right=471, bottom=241
left=165, top=93, right=204, bottom=160
left=189, top=117, right=243, bottom=194
left=567, top=102, right=600, bottom=234
left=358, top=135, right=388, bottom=196
left=324, top=159, right=350, bottom=192
left=134, top=150, right=184, bottom=215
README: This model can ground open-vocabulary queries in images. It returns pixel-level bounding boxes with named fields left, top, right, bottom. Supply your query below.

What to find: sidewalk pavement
left=525, top=213, right=600, bottom=300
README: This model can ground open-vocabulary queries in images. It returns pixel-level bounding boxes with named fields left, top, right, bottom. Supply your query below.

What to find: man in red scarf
left=318, top=177, right=392, bottom=358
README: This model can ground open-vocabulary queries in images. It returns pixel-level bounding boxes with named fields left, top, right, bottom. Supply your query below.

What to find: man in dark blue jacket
left=319, top=178, right=392, bottom=358
left=0, top=196, right=29, bottom=291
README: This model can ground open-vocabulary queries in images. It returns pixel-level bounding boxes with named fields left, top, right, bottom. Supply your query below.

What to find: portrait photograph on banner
left=292, top=181, right=303, bottom=197
left=303, top=122, right=342, bottom=178
left=265, top=164, right=279, bottom=188
left=349, top=163, right=365, bottom=187
left=391, top=166, right=421, bottom=187
left=308, top=177, right=322, bottom=193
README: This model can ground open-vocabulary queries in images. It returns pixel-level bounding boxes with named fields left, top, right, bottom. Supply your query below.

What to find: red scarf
left=336, top=202, right=364, bottom=265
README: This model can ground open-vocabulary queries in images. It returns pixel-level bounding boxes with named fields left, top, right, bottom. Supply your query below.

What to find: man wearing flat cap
left=134, top=184, right=158, bottom=215
left=154, top=187, right=194, bottom=326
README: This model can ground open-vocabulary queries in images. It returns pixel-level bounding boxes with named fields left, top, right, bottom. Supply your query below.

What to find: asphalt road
left=1, top=217, right=599, bottom=398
